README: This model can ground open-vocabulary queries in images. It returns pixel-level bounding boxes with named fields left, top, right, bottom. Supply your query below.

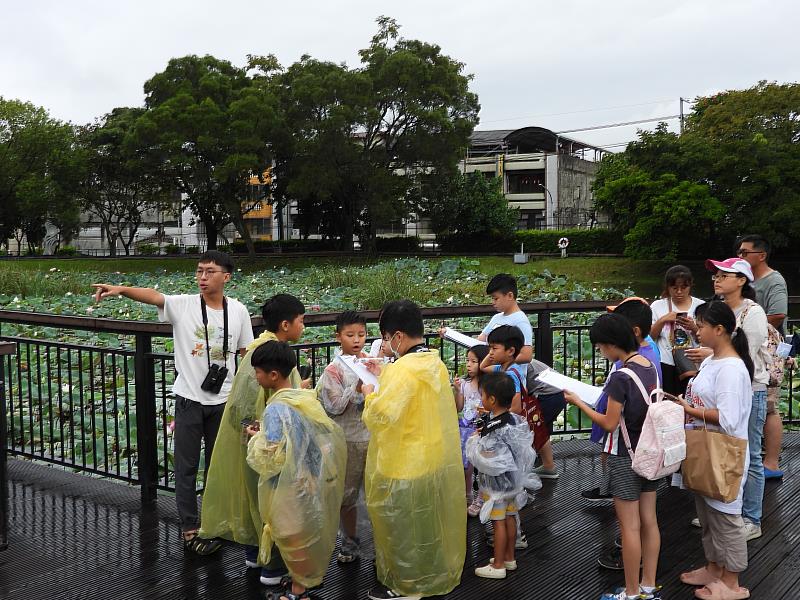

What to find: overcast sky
left=2, top=0, right=797, bottom=148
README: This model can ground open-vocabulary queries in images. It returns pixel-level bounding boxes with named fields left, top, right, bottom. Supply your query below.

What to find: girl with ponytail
left=689, top=257, right=769, bottom=544
left=675, top=300, right=753, bottom=599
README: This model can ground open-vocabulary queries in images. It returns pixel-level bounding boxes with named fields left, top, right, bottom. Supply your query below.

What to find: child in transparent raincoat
left=316, top=310, right=371, bottom=563
left=199, top=294, right=305, bottom=585
left=245, top=341, right=346, bottom=600
left=466, top=372, right=539, bottom=580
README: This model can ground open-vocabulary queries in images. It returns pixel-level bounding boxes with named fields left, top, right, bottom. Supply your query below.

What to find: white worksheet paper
left=338, top=355, right=380, bottom=391
left=443, top=328, right=487, bottom=349
left=536, top=369, right=603, bottom=408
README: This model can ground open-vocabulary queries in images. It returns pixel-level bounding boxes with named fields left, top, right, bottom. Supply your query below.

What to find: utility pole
left=679, top=97, right=686, bottom=134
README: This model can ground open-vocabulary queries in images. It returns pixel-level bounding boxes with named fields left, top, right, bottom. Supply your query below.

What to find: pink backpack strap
left=616, top=367, right=663, bottom=453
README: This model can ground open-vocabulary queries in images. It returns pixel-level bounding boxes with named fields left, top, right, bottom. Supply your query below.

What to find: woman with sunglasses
left=687, top=258, right=769, bottom=543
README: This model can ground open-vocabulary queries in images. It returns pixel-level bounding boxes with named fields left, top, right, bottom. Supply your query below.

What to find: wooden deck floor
left=2, top=434, right=799, bottom=600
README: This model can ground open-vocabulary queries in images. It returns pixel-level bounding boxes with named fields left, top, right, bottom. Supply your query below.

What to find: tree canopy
left=130, top=54, right=277, bottom=250
left=0, top=98, right=84, bottom=251
left=594, top=81, right=800, bottom=258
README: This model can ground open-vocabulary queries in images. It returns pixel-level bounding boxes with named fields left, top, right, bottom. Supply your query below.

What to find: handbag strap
left=666, top=298, right=674, bottom=341
left=616, top=366, right=662, bottom=453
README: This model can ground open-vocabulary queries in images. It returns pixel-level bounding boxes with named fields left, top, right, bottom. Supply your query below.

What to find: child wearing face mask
left=360, top=300, right=465, bottom=600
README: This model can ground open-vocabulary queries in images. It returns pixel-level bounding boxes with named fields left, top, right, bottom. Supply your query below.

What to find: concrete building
left=464, top=126, right=608, bottom=229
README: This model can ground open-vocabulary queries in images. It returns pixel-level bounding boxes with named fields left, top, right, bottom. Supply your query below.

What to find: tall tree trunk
left=103, top=223, right=117, bottom=257
left=203, top=217, right=218, bottom=250
left=364, top=214, right=378, bottom=256
left=231, top=213, right=256, bottom=256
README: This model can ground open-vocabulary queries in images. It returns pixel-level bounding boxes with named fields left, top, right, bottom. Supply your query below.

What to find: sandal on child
left=680, top=567, right=717, bottom=586
left=694, top=580, right=750, bottom=600
left=183, top=531, right=222, bottom=556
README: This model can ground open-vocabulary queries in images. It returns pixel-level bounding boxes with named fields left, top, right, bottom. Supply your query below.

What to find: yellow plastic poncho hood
left=199, top=331, right=301, bottom=545
left=246, top=388, right=346, bottom=588
left=363, top=350, right=466, bottom=597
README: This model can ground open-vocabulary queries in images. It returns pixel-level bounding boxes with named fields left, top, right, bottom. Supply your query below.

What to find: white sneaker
left=475, top=563, right=506, bottom=579
left=691, top=517, right=701, bottom=528
left=490, top=558, right=517, bottom=570
left=743, top=520, right=762, bottom=541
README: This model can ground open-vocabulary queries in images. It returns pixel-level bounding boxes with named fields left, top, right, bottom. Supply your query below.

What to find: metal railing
left=1, top=303, right=797, bottom=505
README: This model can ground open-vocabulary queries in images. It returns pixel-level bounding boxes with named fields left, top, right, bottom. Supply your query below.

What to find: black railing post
left=535, top=309, right=554, bottom=367
left=134, top=334, right=158, bottom=505
left=0, top=342, right=16, bottom=551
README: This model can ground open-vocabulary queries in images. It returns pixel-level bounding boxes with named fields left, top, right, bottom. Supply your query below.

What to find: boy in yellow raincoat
left=245, top=340, right=346, bottom=600
left=361, top=300, right=466, bottom=600
left=199, top=294, right=306, bottom=585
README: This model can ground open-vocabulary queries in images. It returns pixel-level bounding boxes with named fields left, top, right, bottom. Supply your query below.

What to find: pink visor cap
left=705, top=257, right=754, bottom=282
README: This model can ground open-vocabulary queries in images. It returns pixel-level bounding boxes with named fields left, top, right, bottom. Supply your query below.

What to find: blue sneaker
left=260, top=567, right=289, bottom=586
left=764, top=467, right=784, bottom=479
left=599, top=592, right=633, bottom=600
left=244, top=545, right=259, bottom=568
left=608, top=584, right=662, bottom=600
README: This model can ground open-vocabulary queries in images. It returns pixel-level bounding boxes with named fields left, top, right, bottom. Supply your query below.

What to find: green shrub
left=185, top=245, right=199, bottom=254
left=137, top=243, right=159, bottom=256
left=55, top=246, right=77, bottom=256
left=25, top=247, right=43, bottom=256
left=165, top=244, right=181, bottom=255
left=375, top=236, right=420, bottom=253
left=514, top=228, right=623, bottom=254
left=438, top=233, right=515, bottom=253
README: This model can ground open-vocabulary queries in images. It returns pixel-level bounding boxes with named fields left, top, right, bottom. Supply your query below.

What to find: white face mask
left=386, top=332, right=402, bottom=359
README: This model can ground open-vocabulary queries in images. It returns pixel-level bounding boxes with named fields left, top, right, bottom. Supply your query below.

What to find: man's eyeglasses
left=711, top=273, right=738, bottom=282
left=736, top=249, right=765, bottom=257
left=195, top=269, right=226, bottom=277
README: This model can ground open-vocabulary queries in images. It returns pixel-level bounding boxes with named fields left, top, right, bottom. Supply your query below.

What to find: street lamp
left=535, top=182, right=554, bottom=229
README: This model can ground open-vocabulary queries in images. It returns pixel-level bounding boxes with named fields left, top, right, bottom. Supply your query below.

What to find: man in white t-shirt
left=92, top=250, right=254, bottom=554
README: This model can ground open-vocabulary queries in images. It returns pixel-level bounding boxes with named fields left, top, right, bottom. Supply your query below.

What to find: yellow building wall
left=242, top=170, right=273, bottom=240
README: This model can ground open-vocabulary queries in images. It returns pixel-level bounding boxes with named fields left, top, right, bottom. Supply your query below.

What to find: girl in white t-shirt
left=674, top=301, right=753, bottom=600
left=650, top=265, right=704, bottom=396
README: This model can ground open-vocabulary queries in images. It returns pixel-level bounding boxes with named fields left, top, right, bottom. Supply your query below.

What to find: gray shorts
left=695, top=496, right=748, bottom=573
left=601, top=453, right=659, bottom=501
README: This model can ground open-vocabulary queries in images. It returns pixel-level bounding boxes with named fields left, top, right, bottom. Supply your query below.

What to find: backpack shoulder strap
left=736, top=299, right=755, bottom=328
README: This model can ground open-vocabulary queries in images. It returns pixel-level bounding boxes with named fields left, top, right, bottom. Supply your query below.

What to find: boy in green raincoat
left=199, top=294, right=306, bottom=585
left=245, top=340, right=346, bottom=600
left=361, top=300, right=466, bottom=600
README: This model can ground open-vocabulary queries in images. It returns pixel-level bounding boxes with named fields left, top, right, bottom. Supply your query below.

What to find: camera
left=201, top=364, right=229, bottom=394
left=475, top=412, right=491, bottom=431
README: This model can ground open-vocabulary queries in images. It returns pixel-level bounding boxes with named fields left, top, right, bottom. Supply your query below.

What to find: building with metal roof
left=463, top=126, right=609, bottom=229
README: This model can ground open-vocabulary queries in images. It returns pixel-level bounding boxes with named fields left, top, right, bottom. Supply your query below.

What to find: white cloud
left=2, top=0, right=797, bottom=149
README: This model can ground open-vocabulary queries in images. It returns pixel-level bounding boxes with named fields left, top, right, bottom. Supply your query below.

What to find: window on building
left=517, top=210, right=546, bottom=230
left=248, top=218, right=271, bottom=236
left=506, top=170, right=545, bottom=194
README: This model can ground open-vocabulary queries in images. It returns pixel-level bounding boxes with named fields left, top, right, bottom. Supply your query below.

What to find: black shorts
left=537, top=392, right=566, bottom=434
